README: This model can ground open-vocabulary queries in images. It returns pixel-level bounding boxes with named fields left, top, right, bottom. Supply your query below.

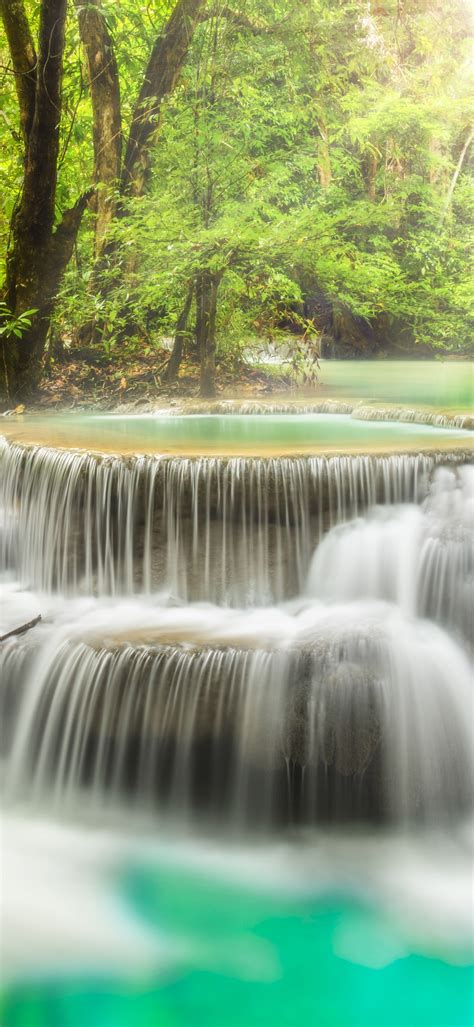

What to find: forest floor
left=12, top=349, right=295, bottom=412
left=3, top=344, right=470, bottom=415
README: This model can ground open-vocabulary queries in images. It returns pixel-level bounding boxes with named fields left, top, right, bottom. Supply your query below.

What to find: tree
left=1, top=0, right=472, bottom=403
left=0, top=0, right=91, bottom=401
left=74, top=0, right=122, bottom=261
left=76, top=0, right=206, bottom=261
left=0, top=0, right=207, bottom=401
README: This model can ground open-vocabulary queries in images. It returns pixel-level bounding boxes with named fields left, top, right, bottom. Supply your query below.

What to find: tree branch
left=121, top=0, right=206, bottom=197
left=198, top=5, right=268, bottom=34
left=0, top=614, right=41, bottom=642
left=438, top=127, right=473, bottom=226
left=49, top=188, right=95, bottom=271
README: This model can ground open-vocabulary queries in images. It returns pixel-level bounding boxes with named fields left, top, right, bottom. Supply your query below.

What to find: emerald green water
left=316, top=360, right=473, bottom=410
left=2, top=411, right=471, bottom=456
left=2, top=863, right=472, bottom=1027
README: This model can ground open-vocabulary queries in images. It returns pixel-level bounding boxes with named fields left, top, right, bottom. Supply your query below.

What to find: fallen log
left=0, top=615, right=42, bottom=643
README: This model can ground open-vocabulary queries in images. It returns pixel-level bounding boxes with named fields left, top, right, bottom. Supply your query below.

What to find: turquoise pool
left=2, top=859, right=472, bottom=1027
left=2, top=411, right=471, bottom=456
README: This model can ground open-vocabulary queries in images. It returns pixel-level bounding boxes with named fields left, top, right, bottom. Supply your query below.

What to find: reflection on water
left=1, top=813, right=473, bottom=1027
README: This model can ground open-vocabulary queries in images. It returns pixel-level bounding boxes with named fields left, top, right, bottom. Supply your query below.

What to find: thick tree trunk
left=197, top=271, right=221, bottom=398
left=0, top=0, right=90, bottom=402
left=8, top=0, right=67, bottom=268
left=2, top=192, right=93, bottom=401
left=164, top=284, right=194, bottom=384
left=75, top=0, right=122, bottom=260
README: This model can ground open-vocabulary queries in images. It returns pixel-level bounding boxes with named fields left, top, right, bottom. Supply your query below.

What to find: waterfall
left=1, top=439, right=468, bottom=602
left=2, top=603, right=472, bottom=827
left=1, top=429, right=472, bottom=832
left=306, top=465, right=474, bottom=643
left=130, top=400, right=473, bottom=430
left=123, top=399, right=473, bottom=430
left=352, top=406, right=473, bottom=431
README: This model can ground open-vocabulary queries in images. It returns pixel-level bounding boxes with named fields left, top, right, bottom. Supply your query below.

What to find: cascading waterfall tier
left=1, top=423, right=472, bottom=832
left=2, top=439, right=470, bottom=603
left=2, top=604, right=472, bottom=827
left=350, top=405, right=473, bottom=431
left=165, top=400, right=473, bottom=431
left=307, top=465, right=474, bottom=644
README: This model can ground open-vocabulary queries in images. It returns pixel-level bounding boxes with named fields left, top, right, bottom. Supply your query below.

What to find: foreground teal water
left=2, top=411, right=471, bottom=456
left=2, top=860, right=473, bottom=1027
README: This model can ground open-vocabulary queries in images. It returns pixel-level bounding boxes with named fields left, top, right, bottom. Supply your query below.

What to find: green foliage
left=0, top=303, right=38, bottom=340
left=2, top=0, right=473, bottom=363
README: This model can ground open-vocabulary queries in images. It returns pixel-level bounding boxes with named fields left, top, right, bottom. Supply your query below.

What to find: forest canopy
left=1, top=0, right=473, bottom=401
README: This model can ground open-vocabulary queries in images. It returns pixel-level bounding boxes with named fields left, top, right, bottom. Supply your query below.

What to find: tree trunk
left=75, top=0, right=205, bottom=350
left=197, top=271, right=221, bottom=398
left=75, top=0, right=122, bottom=260
left=121, top=0, right=206, bottom=198
left=331, top=301, right=376, bottom=357
left=363, top=150, right=379, bottom=202
left=317, top=124, right=332, bottom=189
left=1, top=0, right=91, bottom=402
left=2, top=193, right=93, bottom=401
left=1, top=0, right=36, bottom=145
left=164, top=284, right=194, bottom=384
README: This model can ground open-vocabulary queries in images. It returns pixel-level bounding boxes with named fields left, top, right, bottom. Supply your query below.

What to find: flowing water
left=0, top=405, right=473, bottom=1025
left=3, top=599, right=471, bottom=827
left=1, top=436, right=470, bottom=600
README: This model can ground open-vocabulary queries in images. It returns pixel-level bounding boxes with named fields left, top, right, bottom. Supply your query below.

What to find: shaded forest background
left=1, top=0, right=472, bottom=404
